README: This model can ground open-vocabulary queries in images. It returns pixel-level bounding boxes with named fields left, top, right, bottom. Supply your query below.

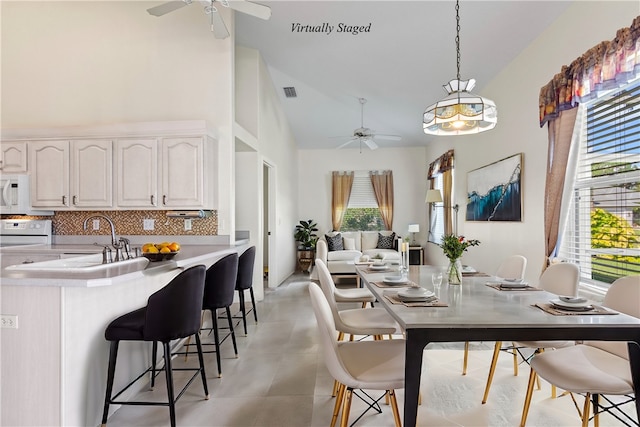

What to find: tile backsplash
left=10, top=210, right=218, bottom=236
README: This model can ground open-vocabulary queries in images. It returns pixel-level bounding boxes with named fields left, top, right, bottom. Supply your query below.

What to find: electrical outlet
left=184, top=219, right=192, bottom=231
left=1, top=315, right=18, bottom=329
left=143, top=219, right=155, bottom=231
left=92, top=219, right=100, bottom=230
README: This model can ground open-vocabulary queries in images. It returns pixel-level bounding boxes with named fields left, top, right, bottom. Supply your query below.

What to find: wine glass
left=432, top=272, right=443, bottom=293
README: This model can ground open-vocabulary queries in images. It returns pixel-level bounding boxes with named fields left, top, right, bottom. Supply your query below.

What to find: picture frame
left=466, top=153, right=523, bottom=222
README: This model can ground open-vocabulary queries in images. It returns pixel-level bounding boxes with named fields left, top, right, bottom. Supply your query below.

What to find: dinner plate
left=487, top=280, right=529, bottom=288
left=559, top=295, right=588, bottom=304
left=383, top=278, right=409, bottom=285
left=370, top=265, right=389, bottom=271
left=550, top=298, right=593, bottom=310
left=398, top=288, right=434, bottom=299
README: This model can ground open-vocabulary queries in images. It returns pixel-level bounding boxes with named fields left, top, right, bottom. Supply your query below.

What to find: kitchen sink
left=5, top=253, right=149, bottom=273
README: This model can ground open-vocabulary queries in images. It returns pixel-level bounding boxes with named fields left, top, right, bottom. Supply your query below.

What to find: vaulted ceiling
left=235, top=1, right=572, bottom=150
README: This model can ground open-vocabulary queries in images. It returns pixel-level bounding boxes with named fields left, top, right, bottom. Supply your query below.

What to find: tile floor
left=104, top=273, right=635, bottom=427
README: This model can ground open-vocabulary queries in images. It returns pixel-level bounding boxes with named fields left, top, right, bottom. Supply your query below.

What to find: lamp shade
left=425, top=189, right=443, bottom=203
left=408, top=224, right=420, bottom=233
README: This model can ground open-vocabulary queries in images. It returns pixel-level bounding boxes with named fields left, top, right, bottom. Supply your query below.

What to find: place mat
left=533, top=303, right=619, bottom=316
left=462, top=272, right=491, bottom=277
left=486, top=284, right=543, bottom=291
left=383, top=292, right=448, bottom=307
left=372, top=280, right=416, bottom=288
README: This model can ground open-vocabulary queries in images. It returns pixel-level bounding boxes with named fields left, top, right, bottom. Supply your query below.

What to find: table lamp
left=408, top=224, right=420, bottom=246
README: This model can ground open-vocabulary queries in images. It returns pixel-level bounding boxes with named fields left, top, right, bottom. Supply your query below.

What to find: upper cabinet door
left=161, top=137, right=205, bottom=208
left=0, top=141, right=28, bottom=173
left=71, top=140, right=113, bottom=208
left=29, top=141, right=70, bottom=208
left=116, top=138, right=158, bottom=207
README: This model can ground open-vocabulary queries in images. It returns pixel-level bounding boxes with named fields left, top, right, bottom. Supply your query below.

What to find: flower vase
left=447, top=258, right=463, bottom=285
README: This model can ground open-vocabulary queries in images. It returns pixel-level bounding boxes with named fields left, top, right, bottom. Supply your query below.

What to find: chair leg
left=238, top=290, right=248, bottom=335
left=592, top=393, right=599, bottom=427
left=462, top=341, right=470, bottom=375
left=151, top=341, right=158, bottom=390
left=211, top=311, right=223, bottom=377
left=582, top=393, right=591, bottom=427
left=388, top=389, right=402, bottom=427
left=519, top=367, right=537, bottom=427
left=249, top=287, right=258, bottom=323
left=331, top=383, right=345, bottom=427
left=512, top=342, right=519, bottom=376
left=194, top=333, right=209, bottom=399
left=340, top=388, right=353, bottom=427
left=482, top=341, right=502, bottom=404
left=100, top=341, right=119, bottom=427
left=226, top=306, right=239, bottom=357
left=163, top=341, right=177, bottom=427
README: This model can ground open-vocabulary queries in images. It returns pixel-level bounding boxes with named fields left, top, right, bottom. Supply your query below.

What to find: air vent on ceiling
left=283, top=87, right=297, bottom=98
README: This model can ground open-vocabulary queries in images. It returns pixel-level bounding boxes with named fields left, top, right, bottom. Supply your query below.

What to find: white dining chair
left=462, top=254, right=528, bottom=376
left=482, top=262, right=580, bottom=403
left=308, top=282, right=405, bottom=427
left=520, top=275, right=640, bottom=427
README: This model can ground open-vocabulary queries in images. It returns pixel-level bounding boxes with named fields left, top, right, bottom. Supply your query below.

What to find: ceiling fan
left=330, top=98, right=401, bottom=151
left=147, top=0, right=271, bottom=39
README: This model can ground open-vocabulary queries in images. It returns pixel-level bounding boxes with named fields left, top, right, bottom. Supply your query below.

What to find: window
left=557, top=79, right=640, bottom=286
left=428, top=174, right=445, bottom=244
left=342, top=172, right=384, bottom=231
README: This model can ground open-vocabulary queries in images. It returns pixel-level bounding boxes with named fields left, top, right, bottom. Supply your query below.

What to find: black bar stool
left=235, top=246, right=258, bottom=335
left=100, top=265, right=209, bottom=427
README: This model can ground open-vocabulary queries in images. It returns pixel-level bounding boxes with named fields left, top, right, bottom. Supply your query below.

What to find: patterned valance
left=427, top=149, right=454, bottom=179
left=539, top=15, right=640, bottom=127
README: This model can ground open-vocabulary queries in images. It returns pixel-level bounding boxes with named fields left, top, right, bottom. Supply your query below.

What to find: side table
left=408, top=246, right=424, bottom=265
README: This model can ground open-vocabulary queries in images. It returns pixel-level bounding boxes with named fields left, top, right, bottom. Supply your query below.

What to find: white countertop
left=0, top=244, right=246, bottom=287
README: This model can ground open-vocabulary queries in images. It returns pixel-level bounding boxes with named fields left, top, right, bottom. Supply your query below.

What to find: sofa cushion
left=343, top=237, right=356, bottom=250
left=327, top=250, right=361, bottom=262
left=377, top=232, right=396, bottom=249
left=340, top=231, right=362, bottom=251
left=361, top=232, right=379, bottom=251
left=325, top=233, right=344, bottom=251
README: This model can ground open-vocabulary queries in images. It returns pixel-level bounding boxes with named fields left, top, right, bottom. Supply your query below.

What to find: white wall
left=423, top=1, right=640, bottom=282
left=298, top=147, right=428, bottom=239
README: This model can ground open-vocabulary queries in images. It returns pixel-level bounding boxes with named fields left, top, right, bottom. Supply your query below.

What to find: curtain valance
left=539, top=15, right=640, bottom=127
left=427, top=150, right=454, bottom=179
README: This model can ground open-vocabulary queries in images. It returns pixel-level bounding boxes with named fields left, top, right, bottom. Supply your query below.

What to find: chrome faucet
left=83, top=214, right=124, bottom=261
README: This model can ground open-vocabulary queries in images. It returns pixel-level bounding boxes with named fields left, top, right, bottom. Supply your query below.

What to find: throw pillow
left=343, top=237, right=356, bottom=250
left=376, top=232, right=396, bottom=249
left=325, top=233, right=344, bottom=251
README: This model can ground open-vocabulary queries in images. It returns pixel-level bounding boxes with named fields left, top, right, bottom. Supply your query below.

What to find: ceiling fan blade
left=337, top=139, right=357, bottom=149
left=210, top=9, right=230, bottom=39
left=373, top=134, right=402, bottom=141
left=329, top=135, right=353, bottom=139
left=225, top=0, right=272, bottom=20
left=364, top=139, right=379, bottom=150
left=147, top=1, right=189, bottom=17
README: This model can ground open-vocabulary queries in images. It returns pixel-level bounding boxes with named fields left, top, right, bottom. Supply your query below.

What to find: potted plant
left=294, top=219, right=319, bottom=250
left=294, top=220, right=318, bottom=272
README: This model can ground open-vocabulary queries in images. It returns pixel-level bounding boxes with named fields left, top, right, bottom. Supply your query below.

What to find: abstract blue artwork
left=466, top=153, right=523, bottom=222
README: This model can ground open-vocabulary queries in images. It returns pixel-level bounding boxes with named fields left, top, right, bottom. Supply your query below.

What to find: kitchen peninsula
left=1, top=243, right=248, bottom=427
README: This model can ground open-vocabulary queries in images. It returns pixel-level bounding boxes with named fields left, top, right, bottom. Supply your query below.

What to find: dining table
left=356, top=264, right=640, bottom=427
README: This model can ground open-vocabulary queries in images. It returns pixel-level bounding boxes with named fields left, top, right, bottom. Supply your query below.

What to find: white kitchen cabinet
left=116, top=138, right=158, bottom=207
left=0, top=141, right=28, bottom=173
left=29, top=140, right=112, bottom=209
left=116, top=136, right=215, bottom=209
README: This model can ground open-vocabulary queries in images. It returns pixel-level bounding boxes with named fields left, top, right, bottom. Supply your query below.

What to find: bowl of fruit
left=141, top=242, right=181, bottom=262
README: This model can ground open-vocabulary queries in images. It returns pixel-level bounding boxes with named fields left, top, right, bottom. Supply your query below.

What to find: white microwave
left=0, top=174, right=53, bottom=215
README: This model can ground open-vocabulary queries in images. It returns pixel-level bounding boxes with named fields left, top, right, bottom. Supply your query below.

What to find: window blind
left=558, top=79, right=640, bottom=286
left=347, top=172, right=378, bottom=208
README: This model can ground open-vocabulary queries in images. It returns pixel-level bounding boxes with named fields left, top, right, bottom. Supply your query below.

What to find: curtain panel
left=370, top=170, right=394, bottom=230
left=331, top=171, right=354, bottom=231
left=539, top=15, right=640, bottom=127
left=428, top=150, right=455, bottom=235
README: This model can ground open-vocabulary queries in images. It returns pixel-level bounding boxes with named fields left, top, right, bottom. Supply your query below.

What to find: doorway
left=263, top=161, right=276, bottom=288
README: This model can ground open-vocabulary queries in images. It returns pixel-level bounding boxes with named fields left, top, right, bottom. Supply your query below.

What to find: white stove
left=0, top=219, right=52, bottom=247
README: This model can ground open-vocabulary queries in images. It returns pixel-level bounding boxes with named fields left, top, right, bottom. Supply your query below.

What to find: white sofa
left=311, top=231, right=401, bottom=280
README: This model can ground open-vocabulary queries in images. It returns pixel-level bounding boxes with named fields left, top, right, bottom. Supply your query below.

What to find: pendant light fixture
left=423, top=0, right=497, bottom=136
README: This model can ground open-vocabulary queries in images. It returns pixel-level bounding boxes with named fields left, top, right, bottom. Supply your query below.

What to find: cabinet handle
left=62, top=195, right=67, bottom=206
left=163, top=195, right=167, bottom=205
left=73, top=195, right=77, bottom=205
left=150, top=195, right=155, bottom=206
